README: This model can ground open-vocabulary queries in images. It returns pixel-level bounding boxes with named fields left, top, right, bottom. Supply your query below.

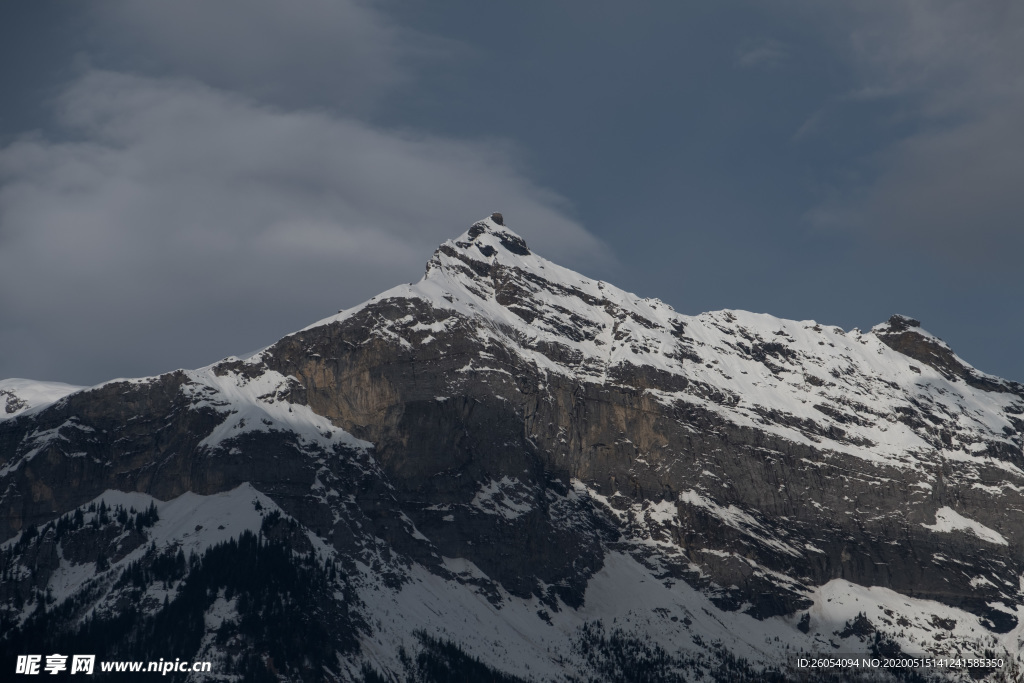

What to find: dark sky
left=1, top=1, right=1021, bottom=386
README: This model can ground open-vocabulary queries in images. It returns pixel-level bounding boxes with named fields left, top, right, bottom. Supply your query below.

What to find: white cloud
left=735, top=39, right=790, bottom=69
left=0, top=70, right=610, bottom=383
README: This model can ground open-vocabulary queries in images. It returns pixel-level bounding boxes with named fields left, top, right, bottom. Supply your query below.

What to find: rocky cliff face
left=2, top=217, right=1023, bottom=682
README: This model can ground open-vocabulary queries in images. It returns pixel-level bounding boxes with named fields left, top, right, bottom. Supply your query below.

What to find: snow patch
left=471, top=477, right=534, bottom=520
left=921, top=506, right=1008, bottom=546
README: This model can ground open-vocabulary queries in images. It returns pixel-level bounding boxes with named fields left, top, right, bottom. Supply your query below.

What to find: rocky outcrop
left=874, top=314, right=1023, bottom=396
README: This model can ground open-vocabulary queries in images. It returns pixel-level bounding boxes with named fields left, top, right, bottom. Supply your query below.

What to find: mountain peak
left=876, top=314, right=922, bottom=333
left=414, top=216, right=541, bottom=307
left=871, top=313, right=940, bottom=346
left=873, top=314, right=1020, bottom=394
left=460, top=214, right=531, bottom=257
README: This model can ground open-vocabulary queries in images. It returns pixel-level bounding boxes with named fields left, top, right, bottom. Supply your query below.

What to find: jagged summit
left=873, top=313, right=1020, bottom=394
left=877, top=313, right=922, bottom=331
left=413, top=215, right=541, bottom=287
left=458, top=214, right=531, bottom=257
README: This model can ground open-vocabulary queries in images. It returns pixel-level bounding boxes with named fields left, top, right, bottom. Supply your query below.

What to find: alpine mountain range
left=2, top=215, right=1023, bottom=682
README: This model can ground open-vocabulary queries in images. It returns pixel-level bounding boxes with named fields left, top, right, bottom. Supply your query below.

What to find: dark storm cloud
left=805, top=0, right=1024, bottom=260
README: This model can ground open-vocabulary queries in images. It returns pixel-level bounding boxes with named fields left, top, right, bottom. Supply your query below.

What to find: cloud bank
left=0, top=70, right=608, bottom=383
left=89, top=0, right=431, bottom=113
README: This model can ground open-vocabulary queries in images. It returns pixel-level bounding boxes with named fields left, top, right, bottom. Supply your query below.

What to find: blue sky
left=1, top=1, right=1021, bottom=385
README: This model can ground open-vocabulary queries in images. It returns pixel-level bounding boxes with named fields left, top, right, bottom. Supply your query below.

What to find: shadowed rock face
left=2, top=218, right=1024, bottom=678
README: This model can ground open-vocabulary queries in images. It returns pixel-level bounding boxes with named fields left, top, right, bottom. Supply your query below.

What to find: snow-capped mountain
left=2, top=216, right=1023, bottom=681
